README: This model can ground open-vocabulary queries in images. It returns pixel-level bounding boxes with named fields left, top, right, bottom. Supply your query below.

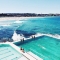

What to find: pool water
left=0, top=44, right=25, bottom=60
left=16, top=36, right=60, bottom=60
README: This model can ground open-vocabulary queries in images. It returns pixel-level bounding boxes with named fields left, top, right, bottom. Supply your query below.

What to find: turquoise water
left=0, top=17, right=60, bottom=40
left=17, top=36, right=60, bottom=60
left=0, top=44, right=24, bottom=60
left=0, top=17, right=60, bottom=59
left=16, top=17, right=60, bottom=37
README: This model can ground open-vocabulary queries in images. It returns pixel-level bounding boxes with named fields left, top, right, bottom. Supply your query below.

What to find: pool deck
left=0, top=42, right=43, bottom=60
left=27, top=51, right=43, bottom=60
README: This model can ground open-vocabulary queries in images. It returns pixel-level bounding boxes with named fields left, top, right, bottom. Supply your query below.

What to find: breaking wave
left=12, top=31, right=60, bottom=42
left=35, top=33, right=60, bottom=39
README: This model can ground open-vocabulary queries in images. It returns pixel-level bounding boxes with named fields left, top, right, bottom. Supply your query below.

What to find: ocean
left=0, top=17, right=60, bottom=41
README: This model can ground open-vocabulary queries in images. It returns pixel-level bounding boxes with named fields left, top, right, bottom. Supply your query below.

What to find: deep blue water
left=0, top=17, right=60, bottom=41
left=0, top=20, right=23, bottom=42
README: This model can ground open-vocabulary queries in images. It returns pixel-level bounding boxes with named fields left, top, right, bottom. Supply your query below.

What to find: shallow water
left=0, top=44, right=22, bottom=60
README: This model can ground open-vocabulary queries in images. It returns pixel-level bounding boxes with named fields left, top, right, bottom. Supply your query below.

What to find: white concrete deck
left=27, top=51, right=43, bottom=60
left=18, top=56, right=28, bottom=60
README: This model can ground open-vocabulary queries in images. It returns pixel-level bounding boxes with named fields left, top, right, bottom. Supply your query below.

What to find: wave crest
left=35, top=33, right=60, bottom=39
left=12, top=31, right=60, bottom=42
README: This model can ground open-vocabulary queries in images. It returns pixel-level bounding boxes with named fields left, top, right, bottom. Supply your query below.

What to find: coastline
left=0, top=16, right=56, bottom=21
left=0, top=17, right=40, bottom=21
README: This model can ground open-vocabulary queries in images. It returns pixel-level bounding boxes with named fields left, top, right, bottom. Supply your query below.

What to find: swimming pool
left=15, top=36, right=60, bottom=60
left=0, top=44, right=28, bottom=60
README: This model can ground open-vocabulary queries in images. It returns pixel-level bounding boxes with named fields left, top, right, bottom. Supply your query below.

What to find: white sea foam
left=0, top=21, right=13, bottom=27
left=14, top=20, right=24, bottom=23
left=0, top=24, right=11, bottom=27
left=12, top=31, right=60, bottom=43
left=35, top=33, right=60, bottom=39
left=12, top=31, right=25, bottom=41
